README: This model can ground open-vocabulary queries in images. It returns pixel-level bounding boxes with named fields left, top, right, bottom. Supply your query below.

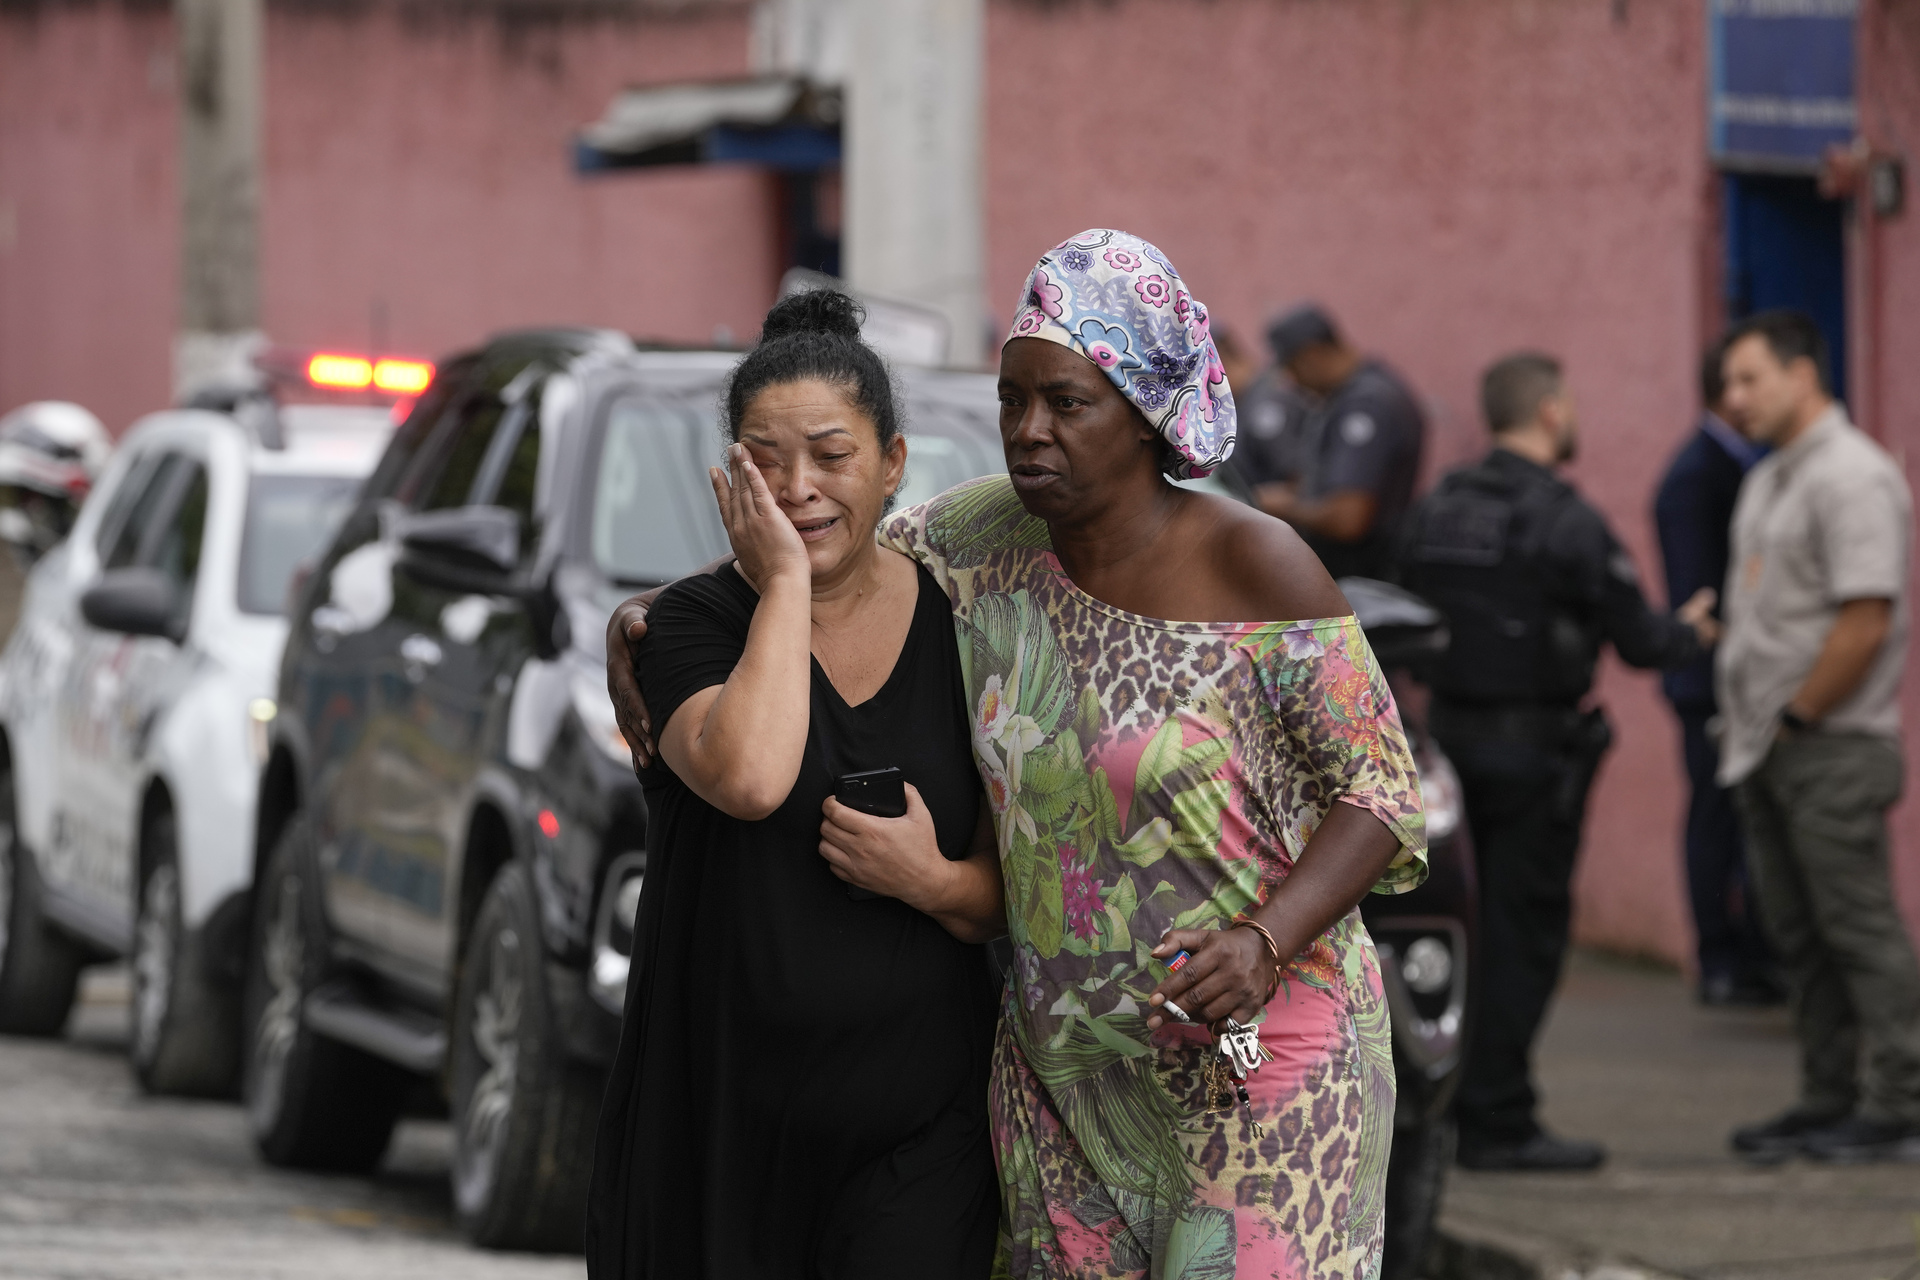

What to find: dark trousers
left=1432, top=701, right=1605, bottom=1143
left=1735, top=733, right=1920, bottom=1122
left=1674, top=705, right=1772, bottom=984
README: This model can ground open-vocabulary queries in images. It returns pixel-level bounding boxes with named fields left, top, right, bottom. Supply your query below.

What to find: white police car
left=0, top=374, right=397, bottom=1096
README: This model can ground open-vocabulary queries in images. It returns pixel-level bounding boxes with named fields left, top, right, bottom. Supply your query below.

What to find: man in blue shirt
left=1654, top=344, right=1779, bottom=1006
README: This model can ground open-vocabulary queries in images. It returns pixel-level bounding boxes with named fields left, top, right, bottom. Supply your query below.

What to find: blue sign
left=1710, top=0, right=1857, bottom=171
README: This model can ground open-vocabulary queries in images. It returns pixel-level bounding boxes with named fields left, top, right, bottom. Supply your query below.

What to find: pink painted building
left=3, top=0, right=1917, bottom=966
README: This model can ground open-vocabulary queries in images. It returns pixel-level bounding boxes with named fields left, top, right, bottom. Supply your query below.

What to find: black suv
left=244, top=330, right=1006, bottom=1248
left=246, top=326, right=1474, bottom=1263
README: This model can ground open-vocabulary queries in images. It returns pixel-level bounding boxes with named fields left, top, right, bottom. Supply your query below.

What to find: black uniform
left=1234, top=361, right=1426, bottom=581
left=1398, top=447, right=1700, bottom=1147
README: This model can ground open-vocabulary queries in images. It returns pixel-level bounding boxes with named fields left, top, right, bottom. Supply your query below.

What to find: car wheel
left=131, top=810, right=239, bottom=1096
left=1379, top=1115, right=1456, bottom=1280
left=450, top=862, right=598, bottom=1250
left=0, top=765, right=83, bottom=1036
left=241, top=815, right=406, bottom=1171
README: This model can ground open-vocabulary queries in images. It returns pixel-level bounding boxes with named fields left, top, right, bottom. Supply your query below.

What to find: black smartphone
left=835, top=767, right=907, bottom=900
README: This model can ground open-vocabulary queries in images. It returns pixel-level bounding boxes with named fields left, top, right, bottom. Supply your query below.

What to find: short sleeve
left=635, top=569, right=756, bottom=739
left=879, top=475, right=1046, bottom=598
left=1231, top=379, right=1308, bottom=486
left=1316, top=396, right=1410, bottom=497
left=1254, top=619, right=1428, bottom=894
left=1819, top=468, right=1909, bottom=603
left=879, top=497, right=948, bottom=594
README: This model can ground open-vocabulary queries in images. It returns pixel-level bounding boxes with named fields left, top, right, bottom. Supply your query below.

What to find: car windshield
left=893, top=432, right=1003, bottom=510
left=238, top=474, right=364, bottom=615
left=589, top=391, right=1005, bottom=586
left=592, top=397, right=731, bottom=587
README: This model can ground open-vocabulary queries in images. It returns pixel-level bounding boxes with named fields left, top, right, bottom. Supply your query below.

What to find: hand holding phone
left=821, top=767, right=956, bottom=905
left=833, top=768, right=908, bottom=899
left=836, top=767, right=908, bottom=818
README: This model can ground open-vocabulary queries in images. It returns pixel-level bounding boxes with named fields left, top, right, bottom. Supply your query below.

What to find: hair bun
left=759, top=288, right=866, bottom=344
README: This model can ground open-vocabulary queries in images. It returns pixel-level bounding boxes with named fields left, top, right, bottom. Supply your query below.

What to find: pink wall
left=1862, top=2, right=1920, bottom=923
left=0, top=4, right=178, bottom=435
left=986, top=0, right=1722, bottom=962
left=4, top=0, right=1914, bottom=966
left=0, top=2, right=772, bottom=436
left=261, top=4, right=773, bottom=363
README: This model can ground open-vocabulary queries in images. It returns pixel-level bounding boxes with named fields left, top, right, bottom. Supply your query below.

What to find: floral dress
left=882, top=477, right=1428, bottom=1280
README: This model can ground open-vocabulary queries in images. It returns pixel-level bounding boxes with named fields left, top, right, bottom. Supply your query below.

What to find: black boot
left=1729, top=1106, right=1850, bottom=1163
left=1457, top=1128, right=1606, bottom=1172
left=1801, top=1114, right=1920, bottom=1164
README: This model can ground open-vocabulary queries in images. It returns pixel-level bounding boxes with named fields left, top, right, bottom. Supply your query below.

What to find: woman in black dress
left=584, top=292, right=1004, bottom=1280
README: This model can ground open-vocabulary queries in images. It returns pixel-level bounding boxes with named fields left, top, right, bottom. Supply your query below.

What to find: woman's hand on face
left=712, top=443, right=810, bottom=592
left=819, top=784, right=953, bottom=908
left=1144, top=927, right=1275, bottom=1032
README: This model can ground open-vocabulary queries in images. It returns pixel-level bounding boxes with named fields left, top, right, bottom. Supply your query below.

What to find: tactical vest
left=1402, top=460, right=1600, bottom=704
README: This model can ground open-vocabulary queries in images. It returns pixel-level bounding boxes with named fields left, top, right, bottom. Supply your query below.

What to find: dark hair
left=724, top=289, right=901, bottom=450
left=1266, top=303, right=1340, bottom=364
left=1724, top=309, right=1831, bottom=394
left=1700, top=339, right=1728, bottom=408
left=1481, top=351, right=1563, bottom=433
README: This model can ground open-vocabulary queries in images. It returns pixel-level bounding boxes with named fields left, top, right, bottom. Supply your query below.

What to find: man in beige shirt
left=1717, top=309, right=1920, bottom=1163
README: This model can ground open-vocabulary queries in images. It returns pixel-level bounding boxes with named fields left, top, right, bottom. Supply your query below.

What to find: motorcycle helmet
left=0, top=401, right=113, bottom=557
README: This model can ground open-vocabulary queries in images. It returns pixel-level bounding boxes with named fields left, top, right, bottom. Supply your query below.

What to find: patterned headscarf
left=1006, top=229, right=1236, bottom=479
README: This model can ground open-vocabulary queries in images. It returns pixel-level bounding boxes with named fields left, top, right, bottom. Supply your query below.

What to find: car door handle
left=400, top=634, right=443, bottom=673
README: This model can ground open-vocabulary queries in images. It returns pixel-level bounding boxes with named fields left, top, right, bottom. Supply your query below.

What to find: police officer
left=1399, top=352, right=1719, bottom=1171
left=1243, top=304, right=1425, bottom=580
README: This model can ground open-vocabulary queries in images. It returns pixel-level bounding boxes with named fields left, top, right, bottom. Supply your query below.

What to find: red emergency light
left=302, top=351, right=435, bottom=396
left=373, top=359, right=434, bottom=394
left=306, top=353, right=374, bottom=389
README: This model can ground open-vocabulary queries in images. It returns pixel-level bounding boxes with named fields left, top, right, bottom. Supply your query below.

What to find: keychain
left=1164, top=949, right=1273, bottom=1137
left=1207, top=1017, right=1273, bottom=1138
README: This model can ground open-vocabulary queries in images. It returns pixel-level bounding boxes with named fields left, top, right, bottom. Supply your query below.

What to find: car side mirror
left=80, top=567, right=187, bottom=643
left=398, top=506, right=521, bottom=592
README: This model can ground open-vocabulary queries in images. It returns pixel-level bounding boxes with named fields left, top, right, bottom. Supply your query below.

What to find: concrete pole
left=842, top=0, right=986, bottom=368
left=175, top=0, right=265, bottom=401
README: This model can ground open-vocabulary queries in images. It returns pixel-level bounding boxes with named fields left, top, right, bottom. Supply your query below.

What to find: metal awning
left=577, top=76, right=841, bottom=173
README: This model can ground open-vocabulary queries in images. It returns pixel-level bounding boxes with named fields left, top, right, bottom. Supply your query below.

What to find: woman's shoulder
left=647, top=564, right=757, bottom=636
left=1191, top=493, right=1351, bottom=622
left=881, top=474, right=1049, bottom=570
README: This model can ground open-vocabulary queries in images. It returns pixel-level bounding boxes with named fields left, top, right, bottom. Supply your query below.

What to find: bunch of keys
left=1164, top=950, right=1273, bottom=1138
left=1205, top=1018, right=1273, bottom=1137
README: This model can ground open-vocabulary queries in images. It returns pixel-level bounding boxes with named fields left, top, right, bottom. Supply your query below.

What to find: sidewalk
left=1438, top=950, right=1920, bottom=1280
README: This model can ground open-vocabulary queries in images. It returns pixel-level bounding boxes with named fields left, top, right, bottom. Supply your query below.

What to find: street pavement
left=1441, top=950, right=1920, bottom=1280
left=5, top=953, right=1916, bottom=1279
left=0, top=969, right=584, bottom=1280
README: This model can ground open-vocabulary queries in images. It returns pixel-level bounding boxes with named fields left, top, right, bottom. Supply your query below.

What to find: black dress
left=585, top=563, right=998, bottom=1280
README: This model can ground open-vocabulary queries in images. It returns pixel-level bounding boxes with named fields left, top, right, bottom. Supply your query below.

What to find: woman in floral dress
left=875, top=230, right=1426, bottom=1280
left=607, top=230, right=1426, bottom=1279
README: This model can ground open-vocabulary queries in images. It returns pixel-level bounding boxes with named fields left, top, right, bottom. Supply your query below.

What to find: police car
left=0, top=352, right=411, bottom=1097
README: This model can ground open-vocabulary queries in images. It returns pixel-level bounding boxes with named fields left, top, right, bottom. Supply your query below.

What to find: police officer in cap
left=1399, top=352, right=1720, bottom=1171
left=1239, top=303, right=1426, bottom=580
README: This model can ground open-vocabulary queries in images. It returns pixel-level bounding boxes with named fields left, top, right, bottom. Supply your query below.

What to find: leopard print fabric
left=881, top=477, right=1427, bottom=1280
